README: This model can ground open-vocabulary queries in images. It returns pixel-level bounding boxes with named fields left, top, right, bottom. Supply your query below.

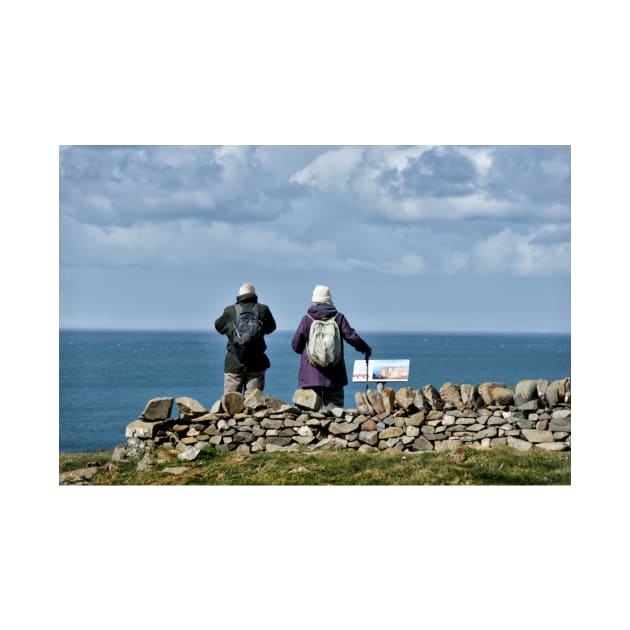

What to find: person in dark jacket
left=291, top=285, right=371, bottom=408
left=215, top=283, right=277, bottom=395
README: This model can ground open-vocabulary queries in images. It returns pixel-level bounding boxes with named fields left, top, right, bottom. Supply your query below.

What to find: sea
left=59, top=329, right=571, bottom=453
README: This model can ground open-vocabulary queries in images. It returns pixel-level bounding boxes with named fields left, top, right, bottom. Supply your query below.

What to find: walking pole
left=365, top=353, right=369, bottom=393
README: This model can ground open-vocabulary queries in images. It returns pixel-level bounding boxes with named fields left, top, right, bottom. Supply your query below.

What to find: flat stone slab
left=521, top=429, right=554, bottom=443
left=126, top=420, right=165, bottom=439
left=176, top=397, right=208, bottom=418
left=140, top=397, right=173, bottom=420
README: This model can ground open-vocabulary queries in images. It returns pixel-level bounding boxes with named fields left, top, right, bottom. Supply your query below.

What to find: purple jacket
left=291, top=304, right=371, bottom=388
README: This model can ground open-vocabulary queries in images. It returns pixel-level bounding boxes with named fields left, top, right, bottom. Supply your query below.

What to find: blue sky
left=60, top=145, right=570, bottom=332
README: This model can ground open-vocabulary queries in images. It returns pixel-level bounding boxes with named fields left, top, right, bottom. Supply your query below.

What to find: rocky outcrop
left=115, top=378, right=571, bottom=464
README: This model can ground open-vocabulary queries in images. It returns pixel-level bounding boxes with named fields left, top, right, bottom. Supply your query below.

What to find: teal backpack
left=307, top=315, right=342, bottom=367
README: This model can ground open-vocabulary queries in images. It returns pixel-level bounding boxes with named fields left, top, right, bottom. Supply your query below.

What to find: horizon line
left=59, top=326, right=571, bottom=335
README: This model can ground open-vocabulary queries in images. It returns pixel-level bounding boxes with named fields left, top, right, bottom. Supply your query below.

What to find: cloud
left=60, top=145, right=571, bottom=280
left=287, top=145, right=570, bottom=225
left=60, top=145, right=306, bottom=227
left=471, top=226, right=570, bottom=276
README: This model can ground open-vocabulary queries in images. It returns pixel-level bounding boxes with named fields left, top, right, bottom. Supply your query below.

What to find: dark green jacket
left=214, top=293, right=277, bottom=374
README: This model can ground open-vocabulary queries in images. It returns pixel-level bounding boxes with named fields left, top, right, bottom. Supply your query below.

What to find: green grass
left=59, top=445, right=571, bottom=485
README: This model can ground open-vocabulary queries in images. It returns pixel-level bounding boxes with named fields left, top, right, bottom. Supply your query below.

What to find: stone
left=297, top=425, right=313, bottom=438
left=261, top=418, right=284, bottom=430
left=359, top=431, right=379, bottom=445
left=507, top=436, right=532, bottom=451
left=265, top=443, right=290, bottom=453
left=537, top=379, right=549, bottom=404
left=293, top=389, right=322, bottom=411
left=360, top=419, right=377, bottom=432
left=421, top=384, right=443, bottom=410
left=251, top=437, right=266, bottom=453
left=354, top=392, right=374, bottom=415
left=330, top=406, right=345, bottom=418
left=221, top=392, right=244, bottom=415
left=487, top=416, right=505, bottom=426
left=460, top=384, right=483, bottom=409
left=513, top=380, right=539, bottom=406
left=441, top=414, right=457, bottom=426
left=140, top=397, right=173, bottom=420
left=491, top=387, right=514, bottom=406
left=125, top=420, right=164, bottom=439
left=521, top=429, right=554, bottom=443
left=264, top=395, right=284, bottom=410
left=266, top=436, right=292, bottom=446
left=551, top=409, right=571, bottom=419
left=396, top=387, right=418, bottom=411
left=59, top=467, right=101, bottom=484
left=162, top=466, right=189, bottom=475
left=367, top=390, right=386, bottom=414
left=549, top=417, right=571, bottom=432
left=440, top=382, right=464, bottom=410
left=381, top=388, right=396, bottom=412
left=244, top=389, right=267, bottom=411
left=329, top=421, right=359, bottom=435
left=552, top=432, right=570, bottom=440
left=516, top=420, right=535, bottom=430
left=426, top=410, right=444, bottom=421
left=210, top=399, right=223, bottom=413
left=474, top=427, right=498, bottom=440
left=175, top=397, right=207, bottom=419
left=406, top=426, right=420, bottom=437
left=379, top=426, right=404, bottom=439
left=358, top=444, right=378, bottom=453
left=547, top=379, right=569, bottom=406
left=313, top=437, right=347, bottom=450
left=293, top=435, right=315, bottom=445
left=412, top=436, right=434, bottom=451
left=178, top=445, right=202, bottom=461
left=406, top=411, right=426, bottom=427
left=516, top=399, right=540, bottom=412
left=478, top=382, right=505, bottom=406
left=412, top=390, right=427, bottom=411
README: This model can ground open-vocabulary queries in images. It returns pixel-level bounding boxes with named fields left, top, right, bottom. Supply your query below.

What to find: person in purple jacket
left=291, top=285, right=372, bottom=408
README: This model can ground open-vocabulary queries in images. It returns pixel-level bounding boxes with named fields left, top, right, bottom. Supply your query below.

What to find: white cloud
left=472, top=227, right=570, bottom=276
left=60, top=146, right=571, bottom=282
left=289, top=146, right=364, bottom=192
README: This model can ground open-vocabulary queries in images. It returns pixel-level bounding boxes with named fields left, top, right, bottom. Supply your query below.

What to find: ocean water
left=59, top=329, right=571, bottom=453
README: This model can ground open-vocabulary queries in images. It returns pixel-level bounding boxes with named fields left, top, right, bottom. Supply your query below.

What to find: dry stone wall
left=114, top=378, right=571, bottom=462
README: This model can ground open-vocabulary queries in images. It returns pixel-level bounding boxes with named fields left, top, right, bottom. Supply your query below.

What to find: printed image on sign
left=352, top=359, right=410, bottom=382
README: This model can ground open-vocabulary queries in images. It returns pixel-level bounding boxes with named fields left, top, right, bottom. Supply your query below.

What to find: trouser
left=306, top=386, right=345, bottom=408
left=224, top=371, right=266, bottom=395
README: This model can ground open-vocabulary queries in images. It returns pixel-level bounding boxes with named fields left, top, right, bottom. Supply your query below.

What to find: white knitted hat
left=238, top=283, right=256, bottom=296
left=312, top=285, right=332, bottom=304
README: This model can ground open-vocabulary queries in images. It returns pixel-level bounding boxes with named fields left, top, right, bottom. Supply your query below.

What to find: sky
left=60, top=145, right=570, bottom=332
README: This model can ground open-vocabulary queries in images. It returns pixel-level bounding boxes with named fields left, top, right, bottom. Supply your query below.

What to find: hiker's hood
left=308, top=303, right=337, bottom=320
left=236, top=292, right=258, bottom=304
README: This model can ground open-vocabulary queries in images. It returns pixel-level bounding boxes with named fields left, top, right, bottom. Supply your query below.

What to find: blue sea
left=59, top=329, right=571, bottom=453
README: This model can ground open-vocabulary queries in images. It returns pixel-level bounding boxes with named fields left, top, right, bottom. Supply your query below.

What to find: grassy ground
left=59, top=445, right=571, bottom=485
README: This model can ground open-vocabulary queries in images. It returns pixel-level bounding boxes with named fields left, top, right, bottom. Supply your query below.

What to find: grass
left=59, top=445, right=571, bottom=485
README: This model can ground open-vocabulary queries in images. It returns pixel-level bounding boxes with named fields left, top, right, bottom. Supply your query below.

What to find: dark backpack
left=232, top=303, right=263, bottom=360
